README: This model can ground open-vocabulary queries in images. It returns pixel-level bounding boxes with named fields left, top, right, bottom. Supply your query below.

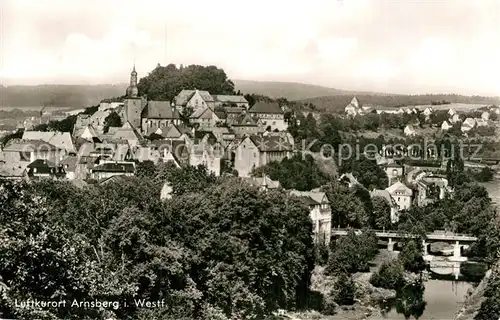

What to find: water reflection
left=395, top=281, right=426, bottom=319
left=380, top=280, right=426, bottom=319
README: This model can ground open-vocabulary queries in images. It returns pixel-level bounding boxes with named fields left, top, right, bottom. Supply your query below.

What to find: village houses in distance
left=1, top=66, right=499, bottom=245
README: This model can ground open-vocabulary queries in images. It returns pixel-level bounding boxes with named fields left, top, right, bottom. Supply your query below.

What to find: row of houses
left=345, top=97, right=421, bottom=117
left=74, top=67, right=289, bottom=140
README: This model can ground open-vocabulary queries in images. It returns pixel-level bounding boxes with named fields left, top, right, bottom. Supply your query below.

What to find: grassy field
left=413, top=103, right=489, bottom=112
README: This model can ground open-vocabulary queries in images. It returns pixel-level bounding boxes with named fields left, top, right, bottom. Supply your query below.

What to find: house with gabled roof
left=290, top=189, right=332, bottom=244
left=423, top=107, right=434, bottom=117
left=189, top=142, right=222, bottom=176
left=242, top=174, right=281, bottom=190
left=225, top=107, right=246, bottom=122
left=1, top=139, right=65, bottom=164
left=174, top=89, right=215, bottom=112
left=345, top=96, right=361, bottom=117
left=90, top=161, right=135, bottom=180
left=77, top=124, right=100, bottom=142
left=461, top=117, right=476, bottom=132
left=248, top=102, right=287, bottom=131
left=141, top=100, right=182, bottom=134
left=231, top=112, right=263, bottom=135
left=404, top=124, right=418, bottom=137
left=26, top=159, right=66, bottom=180
left=190, top=107, right=221, bottom=130
left=450, top=113, right=461, bottom=124
left=234, top=134, right=294, bottom=177
left=213, top=95, right=249, bottom=109
left=441, top=120, right=453, bottom=131
left=22, top=131, right=76, bottom=155
left=112, top=121, right=143, bottom=147
left=386, top=181, right=413, bottom=211
left=475, top=118, right=489, bottom=127
left=481, top=111, right=490, bottom=121
left=147, top=123, right=193, bottom=140
left=0, top=149, right=29, bottom=180
left=88, top=109, right=114, bottom=133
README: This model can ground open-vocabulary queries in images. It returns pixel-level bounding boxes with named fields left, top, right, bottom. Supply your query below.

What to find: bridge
left=331, top=228, right=478, bottom=260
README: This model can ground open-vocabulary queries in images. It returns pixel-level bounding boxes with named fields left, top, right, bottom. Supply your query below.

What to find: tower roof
left=126, top=64, right=138, bottom=98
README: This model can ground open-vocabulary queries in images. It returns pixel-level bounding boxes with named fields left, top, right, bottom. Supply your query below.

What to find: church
left=122, top=66, right=181, bottom=135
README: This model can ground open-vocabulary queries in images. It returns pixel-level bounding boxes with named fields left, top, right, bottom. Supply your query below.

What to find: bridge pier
left=387, top=237, right=394, bottom=251
left=422, top=240, right=428, bottom=256
left=453, top=241, right=461, bottom=258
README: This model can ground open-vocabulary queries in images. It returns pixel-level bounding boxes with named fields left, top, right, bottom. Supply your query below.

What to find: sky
left=0, top=0, right=499, bottom=96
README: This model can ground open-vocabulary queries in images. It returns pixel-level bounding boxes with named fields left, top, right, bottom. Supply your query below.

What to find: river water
left=482, top=179, right=500, bottom=206
left=376, top=179, right=499, bottom=319
left=379, top=279, right=473, bottom=320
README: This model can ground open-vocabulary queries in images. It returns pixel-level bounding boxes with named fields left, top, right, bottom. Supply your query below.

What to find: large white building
left=248, top=102, right=288, bottom=132
left=290, top=190, right=332, bottom=244
left=386, top=181, right=413, bottom=211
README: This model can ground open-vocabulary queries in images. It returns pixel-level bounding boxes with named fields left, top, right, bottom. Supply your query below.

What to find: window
left=398, top=197, right=400, bottom=201
left=272, top=121, right=276, bottom=125
left=253, top=153, right=256, bottom=157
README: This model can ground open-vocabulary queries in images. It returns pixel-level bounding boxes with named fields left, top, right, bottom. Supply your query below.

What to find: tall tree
left=103, top=111, right=123, bottom=133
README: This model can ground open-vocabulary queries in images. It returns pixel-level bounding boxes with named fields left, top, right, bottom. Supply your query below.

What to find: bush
left=315, top=241, right=329, bottom=266
left=333, top=273, right=356, bottom=306
left=399, top=240, right=426, bottom=273
left=327, top=230, right=378, bottom=275
left=322, top=296, right=337, bottom=315
left=370, top=260, right=405, bottom=290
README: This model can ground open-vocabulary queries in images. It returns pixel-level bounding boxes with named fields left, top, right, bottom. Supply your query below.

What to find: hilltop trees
left=137, top=64, right=235, bottom=101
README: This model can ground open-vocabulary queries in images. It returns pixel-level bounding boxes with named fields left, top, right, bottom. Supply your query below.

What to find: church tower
left=126, top=64, right=139, bottom=98
left=124, top=64, right=144, bottom=129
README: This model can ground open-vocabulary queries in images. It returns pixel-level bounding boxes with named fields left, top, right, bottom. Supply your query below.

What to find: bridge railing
left=330, top=227, right=477, bottom=240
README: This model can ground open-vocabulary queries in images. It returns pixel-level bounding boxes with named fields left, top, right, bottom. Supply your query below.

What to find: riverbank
left=454, top=260, right=500, bottom=320
left=284, top=249, right=477, bottom=320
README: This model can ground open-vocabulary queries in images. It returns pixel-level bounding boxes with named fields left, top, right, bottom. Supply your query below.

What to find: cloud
left=0, top=0, right=499, bottom=95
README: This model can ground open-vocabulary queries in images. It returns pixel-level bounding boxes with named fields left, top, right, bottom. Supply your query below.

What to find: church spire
left=126, top=63, right=138, bottom=98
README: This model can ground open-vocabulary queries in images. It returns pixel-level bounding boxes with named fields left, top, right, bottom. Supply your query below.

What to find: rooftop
left=248, top=102, right=283, bottom=114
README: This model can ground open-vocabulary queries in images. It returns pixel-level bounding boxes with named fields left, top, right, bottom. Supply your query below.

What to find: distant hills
left=299, top=94, right=500, bottom=112
left=232, top=79, right=379, bottom=100
left=1, top=81, right=498, bottom=111
left=232, top=80, right=499, bottom=112
left=0, top=84, right=127, bottom=109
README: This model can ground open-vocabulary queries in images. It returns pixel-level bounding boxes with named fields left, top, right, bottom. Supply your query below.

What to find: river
left=377, top=279, right=473, bottom=320
left=481, top=179, right=500, bottom=206
left=375, top=179, right=499, bottom=319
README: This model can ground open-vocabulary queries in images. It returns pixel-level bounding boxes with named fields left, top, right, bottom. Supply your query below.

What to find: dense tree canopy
left=252, top=154, right=328, bottom=191
left=322, top=182, right=368, bottom=228
left=137, top=64, right=235, bottom=101
left=0, top=171, right=315, bottom=319
left=339, top=156, right=389, bottom=190
left=327, top=229, right=378, bottom=275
